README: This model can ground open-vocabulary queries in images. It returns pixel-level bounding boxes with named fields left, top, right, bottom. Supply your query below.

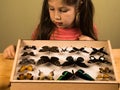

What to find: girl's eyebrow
left=48, top=5, right=68, bottom=10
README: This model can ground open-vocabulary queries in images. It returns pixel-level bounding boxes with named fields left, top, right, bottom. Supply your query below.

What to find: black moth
left=39, top=46, right=59, bottom=53
left=88, top=56, right=112, bottom=65
left=19, top=58, right=36, bottom=65
left=21, top=52, right=35, bottom=56
left=61, top=56, right=89, bottom=68
left=23, top=45, right=37, bottom=50
left=37, top=56, right=61, bottom=66
left=69, top=47, right=89, bottom=54
left=90, top=47, right=108, bottom=55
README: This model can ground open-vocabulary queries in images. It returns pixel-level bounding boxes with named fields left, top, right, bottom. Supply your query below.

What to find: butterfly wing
left=17, top=74, right=25, bottom=80
left=61, top=56, right=74, bottom=66
left=19, top=59, right=28, bottom=65
left=18, top=65, right=26, bottom=72
left=75, top=57, right=89, bottom=68
left=26, top=73, right=33, bottom=80
left=99, top=56, right=112, bottom=65
left=57, top=71, right=73, bottom=80
left=21, top=52, right=28, bottom=56
left=31, top=46, right=36, bottom=50
left=37, top=56, right=49, bottom=65
left=69, top=47, right=78, bottom=53
left=75, top=69, right=94, bottom=81
left=50, top=57, right=61, bottom=66
left=90, top=48, right=98, bottom=55
left=99, top=47, right=108, bottom=55
left=79, top=47, right=89, bottom=53
left=88, top=56, right=97, bottom=63
left=39, top=46, right=50, bottom=52
left=76, top=62, right=89, bottom=68
left=23, top=45, right=29, bottom=50
left=50, top=46, right=59, bottom=53
left=29, top=59, right=36, bottom=65
left=46, top=70, right=54, bottom=80
left=29, top=52, right=35, bottom=56
left=38, top=70, right=45, bottom=80
left=61, top=47, right=68, bottom=52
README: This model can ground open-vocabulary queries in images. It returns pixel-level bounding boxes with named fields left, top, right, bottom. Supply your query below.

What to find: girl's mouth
left=55, top=22, right=63, bottom=26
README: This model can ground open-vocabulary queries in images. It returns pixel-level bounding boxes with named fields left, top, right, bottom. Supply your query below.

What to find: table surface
left=0, top=49, right=120, bottom=90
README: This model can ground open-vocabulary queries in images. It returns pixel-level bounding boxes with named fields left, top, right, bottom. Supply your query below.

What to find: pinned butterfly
left=57, top=69, right=94, bottom=81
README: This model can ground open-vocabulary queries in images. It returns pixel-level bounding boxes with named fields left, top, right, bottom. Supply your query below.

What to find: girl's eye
left=49, top=7, right=55, bottom=11
left=59, top=8, right=68, bottom=12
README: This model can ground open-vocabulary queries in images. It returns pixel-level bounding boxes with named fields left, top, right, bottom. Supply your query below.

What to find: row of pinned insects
left=19, top=55, right=112, bottom=67
left=20, top=46, right=110, bottom=68
left=15, top=45, right=114, bottom=81
left=17, top=66, right=115, bottom=81
left=16, top=55, right=114, bottom=81
left=17, top=69, right=94, bottom=81
left=22, top=45, right=109, bottom=55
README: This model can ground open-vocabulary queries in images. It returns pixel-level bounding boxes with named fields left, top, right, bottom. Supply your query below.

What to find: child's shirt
left=50, top=28, right=81, bottom=40
left=31, top=25, right=97, bottom=40
left=31, top=28, right=81, bottom=40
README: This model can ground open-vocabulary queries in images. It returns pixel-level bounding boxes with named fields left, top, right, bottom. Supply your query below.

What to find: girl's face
left=48, top=0, right=76, bottom=29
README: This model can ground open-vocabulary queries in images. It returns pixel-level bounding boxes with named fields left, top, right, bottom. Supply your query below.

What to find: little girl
left=3, top=0, right=98, bottom=58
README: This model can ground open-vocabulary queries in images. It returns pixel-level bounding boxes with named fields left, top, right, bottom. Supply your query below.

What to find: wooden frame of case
left=10, top=39, right=119, bottom=90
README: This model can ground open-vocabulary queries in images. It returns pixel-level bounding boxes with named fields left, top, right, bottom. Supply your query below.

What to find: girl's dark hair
left=36, top=0, right=97, bottom=40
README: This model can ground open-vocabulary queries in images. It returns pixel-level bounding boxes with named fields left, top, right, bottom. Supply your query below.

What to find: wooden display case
left=10, top=39, right=119, bottom=90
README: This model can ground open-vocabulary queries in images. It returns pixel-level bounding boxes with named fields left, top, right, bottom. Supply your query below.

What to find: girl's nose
left=55, top=12, right=61, bottom=20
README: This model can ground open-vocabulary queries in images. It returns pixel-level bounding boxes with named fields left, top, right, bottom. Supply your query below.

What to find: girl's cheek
left=49, top=14, right=54, bottom=20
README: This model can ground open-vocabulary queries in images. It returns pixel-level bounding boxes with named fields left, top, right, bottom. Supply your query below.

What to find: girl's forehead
left=48, top=0, right=66, bottom=5
left=48, top=0, right=64, bottom=5
left=48, top=0, right=75, bottom=7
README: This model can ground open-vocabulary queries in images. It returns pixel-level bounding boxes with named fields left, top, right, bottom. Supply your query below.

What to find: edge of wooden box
left=10, top=39, right=118, bottom=84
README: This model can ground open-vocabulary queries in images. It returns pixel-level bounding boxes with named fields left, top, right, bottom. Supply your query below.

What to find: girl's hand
left=3, top=45, right=16, bottom=59
left=79, top=35, right=94, bottom=41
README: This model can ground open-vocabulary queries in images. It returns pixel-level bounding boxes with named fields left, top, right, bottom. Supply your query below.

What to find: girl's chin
left=56, top=24, right=74, bottom=29
left=56, top=25, right=70, bottom=29
left=56, top=25, right=65, bottom=28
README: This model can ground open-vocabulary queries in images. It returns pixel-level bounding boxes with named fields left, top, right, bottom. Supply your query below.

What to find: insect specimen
left=18, top=65, right=34, bottom=72
left=21, top=52, right=35, bottom=56
left=99, top=67, right=113, bottom=74
left=57, top=69, right=94, bottom=81
left=17, top=74, right=25, bottom=80
left=39, top=46, right=59, bottom=53
left=61, top=56, right=89, bottom=68
left=23, top=45, right=37, bottom=50
left=19, top=58, right=35, bottom=65
left=88, top=56, right=112, bottom=65
left=90, top=47, right=108, bottom=55
left=96, top=73, right=114, bottom=81
left=37, top=56, right=61, bottom=66
left=60, top=47, right=68, bottom=52
left=37, top=70, right=54, bottom=80
left=69, top=47, right=89, bottom=54
left=96, top=67, right=114, bottom=81
left=17, top=73, right=33, bottom=80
